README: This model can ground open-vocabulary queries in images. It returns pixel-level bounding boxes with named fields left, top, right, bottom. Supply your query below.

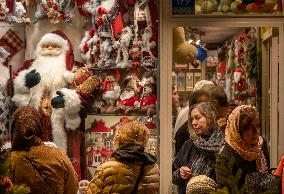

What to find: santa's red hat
left=91, top=120, right=112, bottom=133
left=34, top=30, right=74, bottom=71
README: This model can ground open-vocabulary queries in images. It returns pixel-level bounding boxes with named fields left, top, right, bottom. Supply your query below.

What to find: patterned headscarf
left=225, top=105, right=260, bottom=161
left=11, top=106, right=43, bottom=151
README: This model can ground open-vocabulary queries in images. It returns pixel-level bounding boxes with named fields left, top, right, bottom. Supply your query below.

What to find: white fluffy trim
left=12, top=70, right=32, bottom=107
left=34, top=33, right=69, bottom=57
left=63, top=71, right=74, bottom=84
left=60, top=88, right=81, bottom=130
left=14, top=69, right=30, bottom=94
left=51, top=108, right=67, bottom=152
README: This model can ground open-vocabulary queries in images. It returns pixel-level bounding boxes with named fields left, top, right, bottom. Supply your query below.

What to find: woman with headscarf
left=87, top=120, right=160, bottom=194
left=9, top=106, right=78, bottom=194
left=172, top=102, right=225, bottom=194
left=215, top=105, right=280, bottom=193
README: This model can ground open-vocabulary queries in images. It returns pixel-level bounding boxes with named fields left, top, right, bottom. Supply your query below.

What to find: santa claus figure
left=114, top=85, right=140, bottom=114
left=80, top=0, right=123, bottom=40
left=10, top=31, right=93, bottom=177
left=114, top=69, right=141, bottom=114
left=101, top=70, right=121, bottom=113
left=139, top=26, right=156, bottom=67
left=115, top=26, right=134, bottom=68
left=139, top=71, right=157, bottom=116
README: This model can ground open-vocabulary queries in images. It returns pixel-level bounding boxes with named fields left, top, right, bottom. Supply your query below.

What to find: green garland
left=0, top=151, right=30, bottom=194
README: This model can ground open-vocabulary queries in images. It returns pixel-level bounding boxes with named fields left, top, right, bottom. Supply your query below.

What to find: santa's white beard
left=120, top=90, right=135, bottom=100
left=28, top=53, right=67, bottom=107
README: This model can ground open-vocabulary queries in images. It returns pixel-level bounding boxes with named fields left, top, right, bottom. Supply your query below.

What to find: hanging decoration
left=196, top=46, right=207, bottom=61
left=34, top=0, right=73, bottom=24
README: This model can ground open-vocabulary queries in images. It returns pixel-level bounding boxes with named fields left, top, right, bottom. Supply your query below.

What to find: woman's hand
left=179, top=166, right=192, bottom=179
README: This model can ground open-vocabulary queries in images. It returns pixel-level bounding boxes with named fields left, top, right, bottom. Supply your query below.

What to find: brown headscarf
left=11, top=106, right=43, bottom=151
left=225, top=105, right=260, bottom=161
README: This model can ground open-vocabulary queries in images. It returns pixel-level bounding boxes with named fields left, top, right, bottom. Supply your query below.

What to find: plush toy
left=101, top=70, right=121, bottom=113
left=0, top=0, right=9, bottom=20
left=138, top=26, right=157, bottom=67
left=34, top=0, right=73, bottom=24
left=77, top=180, right=90, bottom=194
left=13, top=2, right=30, bottom=23
left=233, top=65, right=244, bottom=83
left=218, top=0, right=232, bottom=13
left=115, top=26, right=134, bottom=68
left=129, top=42, right=142, bottom=67
left=139, top=71, right=157, bottom=116
left=231, top=0, right=243, bottom=13
left=79, top=28, right=100, bottom=66
left=114, top=69, right=141, bottom=114
left=80, top=0, right=123, bottom=39
left=201, top=0, right=218, bottom=13
left=173, top=27, right=196, bottom=64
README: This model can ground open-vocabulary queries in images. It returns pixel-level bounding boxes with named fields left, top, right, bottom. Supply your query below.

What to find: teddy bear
left=173, top=27, right=196, bottom=64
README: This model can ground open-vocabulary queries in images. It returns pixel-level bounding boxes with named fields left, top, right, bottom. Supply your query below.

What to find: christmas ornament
left=80, top=0, right=123, bottom=39
left=101, top=70, right=121, bottom=113
left=139, top=26, right=157, bottom=67
left=216, top=62, right=226, bottom=80
left=115, top=26, right=134, bottom=68
left=191, top=60, right=200, bottom=68
left=196, top=47, right=207, bottom=61
left=233, top=66, right=244, bottom=83
left=34, top=0, right=73, bottom=24
left=129, top=41, right=142, bottom=67
left=237, top=78, right=246, bottom=92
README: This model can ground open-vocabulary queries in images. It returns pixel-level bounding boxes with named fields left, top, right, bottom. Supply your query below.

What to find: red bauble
left=248, top=87, right=257, bottom=96
left=191, top=60, right=199, bottom=68
left=96, top=17, right=104, bottom=26
left=237, top=79, right=246, bottom=92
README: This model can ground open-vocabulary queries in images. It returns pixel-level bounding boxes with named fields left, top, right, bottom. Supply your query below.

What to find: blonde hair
left=112, top=120, right=149, bottom=150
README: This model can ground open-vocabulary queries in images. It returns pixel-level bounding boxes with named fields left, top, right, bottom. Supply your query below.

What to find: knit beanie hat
left=186, top=175, right=217, bottom=194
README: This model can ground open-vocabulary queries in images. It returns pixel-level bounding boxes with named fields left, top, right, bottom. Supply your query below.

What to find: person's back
left=87, top=157, right=159, bottom=194
left=87, top=120, right=160, bottom=194
left=9, top=106, right=78, bottom=194
left=11, top=144, right=78, bottom=194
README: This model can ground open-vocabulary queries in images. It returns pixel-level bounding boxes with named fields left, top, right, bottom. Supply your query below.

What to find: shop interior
left=172, top=26, right=280, bottom=161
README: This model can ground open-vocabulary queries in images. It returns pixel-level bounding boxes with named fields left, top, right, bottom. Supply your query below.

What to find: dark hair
left=208, top=86, right=228, bottom=106
left=188, top=90, right=210, bottom=109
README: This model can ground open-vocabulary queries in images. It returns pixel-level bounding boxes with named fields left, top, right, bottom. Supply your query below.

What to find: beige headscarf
left=225, top=105, right=260, bottom=161
left=11, top=106, right=43, bottom=151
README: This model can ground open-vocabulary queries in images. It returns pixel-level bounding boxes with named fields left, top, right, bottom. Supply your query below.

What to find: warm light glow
left=188, top=39, right=193, bottom=43
left=196, top=39, right=200, bottom=45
